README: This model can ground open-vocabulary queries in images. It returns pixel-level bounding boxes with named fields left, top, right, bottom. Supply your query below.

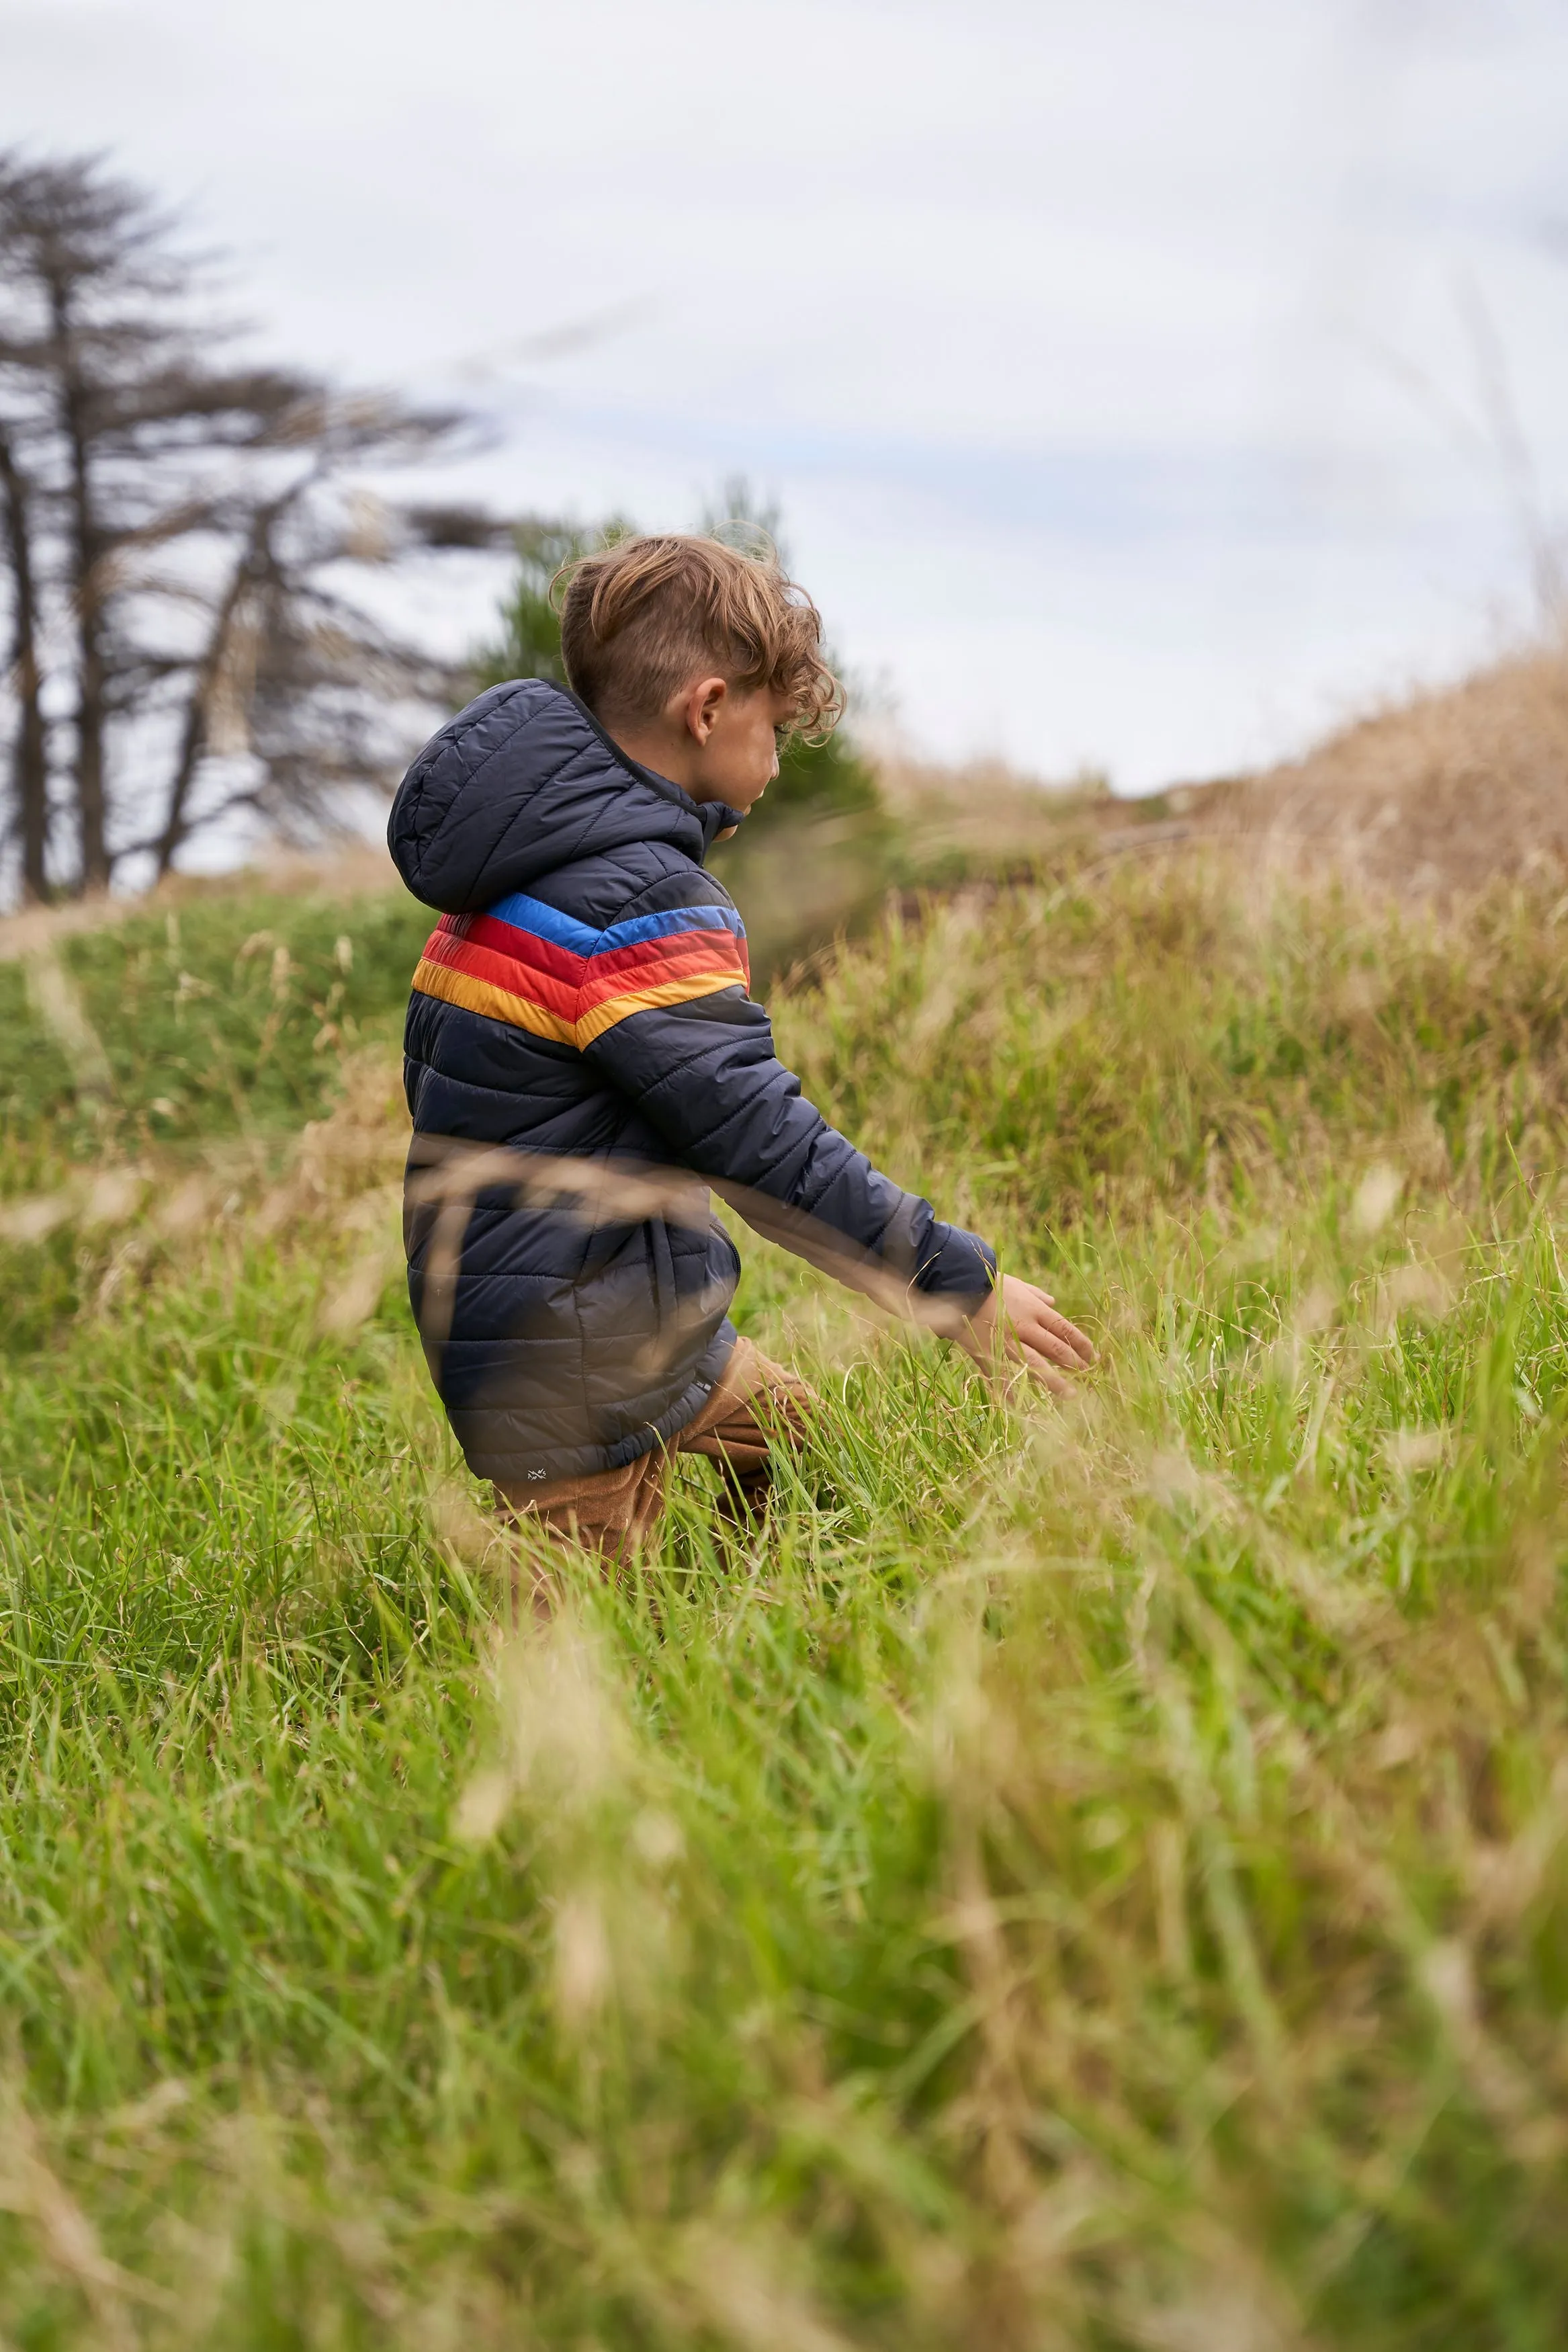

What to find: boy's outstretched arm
left=579, top=896, right=1092, bottom=1386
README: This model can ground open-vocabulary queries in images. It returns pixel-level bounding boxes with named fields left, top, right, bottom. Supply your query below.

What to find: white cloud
left=4, top=0, right=1566, bottom=785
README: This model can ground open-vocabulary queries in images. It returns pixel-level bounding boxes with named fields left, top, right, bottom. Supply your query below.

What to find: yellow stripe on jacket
left=410, top=954, right=740, bottom=1048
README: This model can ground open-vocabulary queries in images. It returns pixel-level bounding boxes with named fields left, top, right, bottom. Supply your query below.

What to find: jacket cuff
left=913, top=1220, right=997, bottom=1302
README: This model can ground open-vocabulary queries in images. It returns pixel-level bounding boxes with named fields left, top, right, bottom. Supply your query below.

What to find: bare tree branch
left=0, top=149, right=512, bottom=899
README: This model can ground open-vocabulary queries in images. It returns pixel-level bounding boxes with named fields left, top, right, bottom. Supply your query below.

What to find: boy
left=389, top=535, right=1092, bottom=1557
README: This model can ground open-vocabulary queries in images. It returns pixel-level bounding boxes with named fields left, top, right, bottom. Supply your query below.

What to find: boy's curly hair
left=556, top=533, right=843, bottom=743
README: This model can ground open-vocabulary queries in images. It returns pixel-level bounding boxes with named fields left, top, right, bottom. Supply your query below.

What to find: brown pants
left=494, top=1338, right=816, bottom=1560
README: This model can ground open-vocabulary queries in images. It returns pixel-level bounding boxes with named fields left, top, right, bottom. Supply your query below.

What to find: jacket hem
left=460, top=1323, right=739, bottom=1486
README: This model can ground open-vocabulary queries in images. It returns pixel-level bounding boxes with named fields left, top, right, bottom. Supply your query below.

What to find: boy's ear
left=683, top=674, right=729, bottom=745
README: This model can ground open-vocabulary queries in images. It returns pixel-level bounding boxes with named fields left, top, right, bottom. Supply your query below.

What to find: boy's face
left=685, top=681, right=792, bottom=814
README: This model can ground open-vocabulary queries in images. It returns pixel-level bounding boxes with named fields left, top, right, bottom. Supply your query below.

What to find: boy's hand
left=960, top=1274, right=1095, bottom=1397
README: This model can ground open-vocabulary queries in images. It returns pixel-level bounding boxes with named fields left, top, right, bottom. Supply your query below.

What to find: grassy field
left=1, top=855, right=1567, bottom=2347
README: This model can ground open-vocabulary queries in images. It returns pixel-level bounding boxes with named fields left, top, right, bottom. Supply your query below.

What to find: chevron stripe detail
left=411, top=891, right=749, bottom=1048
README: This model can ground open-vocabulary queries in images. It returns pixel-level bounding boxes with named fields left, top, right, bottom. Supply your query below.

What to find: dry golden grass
left=865, top=632, right=1568, bottom=911
left=1219, top=636, right=1568, bottom=898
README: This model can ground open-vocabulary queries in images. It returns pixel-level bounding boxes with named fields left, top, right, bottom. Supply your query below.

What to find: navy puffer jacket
left=389, top=679, right=996, bottom=1484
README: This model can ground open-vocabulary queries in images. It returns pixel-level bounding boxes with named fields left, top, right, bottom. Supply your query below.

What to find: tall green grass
left=2, top=856, right=1567, bottom=2347
left=0, top=884, right=427, bottom=1167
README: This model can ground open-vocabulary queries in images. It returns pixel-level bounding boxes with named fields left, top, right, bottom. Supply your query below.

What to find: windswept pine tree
left=0, top=151, right=511, bottom=900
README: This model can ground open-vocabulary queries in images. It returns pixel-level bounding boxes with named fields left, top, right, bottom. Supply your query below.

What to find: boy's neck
left=606, top=717, right=715, bottom=802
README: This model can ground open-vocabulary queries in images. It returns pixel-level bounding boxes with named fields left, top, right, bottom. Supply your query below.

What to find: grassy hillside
left=0, top=885, right=427, bottom=1159
left=2, top=857, right=1568, bottom=2347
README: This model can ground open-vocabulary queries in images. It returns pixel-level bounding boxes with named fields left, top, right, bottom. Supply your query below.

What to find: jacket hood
left=386, top=678, right=746, bottom=914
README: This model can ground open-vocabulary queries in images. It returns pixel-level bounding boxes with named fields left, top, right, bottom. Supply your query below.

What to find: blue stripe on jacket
left=486, top=890, right=748, bottom=956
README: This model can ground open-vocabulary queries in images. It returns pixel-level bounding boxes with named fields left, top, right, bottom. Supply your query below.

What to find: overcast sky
left=6, top=0, right=1568, bottom=788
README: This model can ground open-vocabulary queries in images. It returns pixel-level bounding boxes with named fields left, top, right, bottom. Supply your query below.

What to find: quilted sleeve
left=578, top=880, right=996, bottom=1301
